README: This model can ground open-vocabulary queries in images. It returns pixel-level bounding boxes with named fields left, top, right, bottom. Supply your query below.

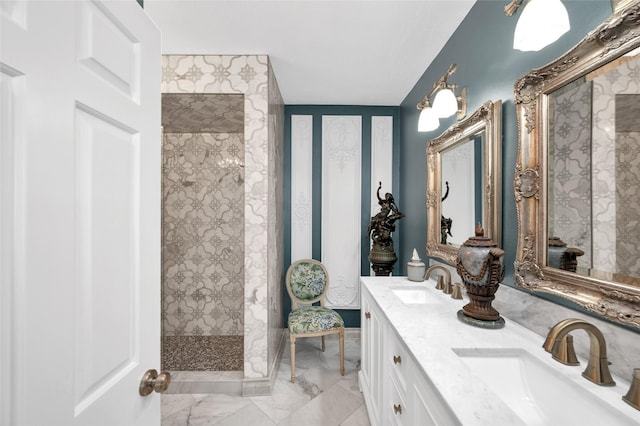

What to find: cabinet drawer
left=388, top=328, right=410, bottom=392
left=387, top=375, right=407, bottom=426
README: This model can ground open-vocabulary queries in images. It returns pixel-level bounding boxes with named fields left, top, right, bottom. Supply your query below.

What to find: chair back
left=286, top=259, right=329, bottom=310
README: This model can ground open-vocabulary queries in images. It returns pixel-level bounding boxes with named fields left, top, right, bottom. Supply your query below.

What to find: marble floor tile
left=162, top=394, right=200, bottom=419
left=162, top=332, right=370, bottom=426
left=340, top=405, right=371, bottom=426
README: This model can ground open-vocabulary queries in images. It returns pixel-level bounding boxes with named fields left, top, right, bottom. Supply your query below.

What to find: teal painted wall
left=282, top=1, right=617, bottom=328
left=284, top=105, right=400, bottom=328
left=397, top=0, right=611, bottom=293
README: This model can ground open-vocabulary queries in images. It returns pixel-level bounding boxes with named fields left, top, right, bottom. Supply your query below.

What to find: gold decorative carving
left=586, top=299, right=640, bottom=329
left=513, top=2, right=640, bottom=331
left=426, top=191, right=438, bottom=208
left=514, top=166, right=539, bottom=201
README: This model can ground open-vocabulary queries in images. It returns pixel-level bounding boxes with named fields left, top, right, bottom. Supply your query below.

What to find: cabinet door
left=409, top=361, right=461, bottom=426
left=360, top=288, right=384, bottom=426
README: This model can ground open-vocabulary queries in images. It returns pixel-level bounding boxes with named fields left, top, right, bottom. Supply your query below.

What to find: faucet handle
left=552, top=334, right=580, bottom=366
left=623, top=368, right=640, bottom=411
left=451, top=283, right=463, bottom=300
left=435, top=275, right=445, bottom=290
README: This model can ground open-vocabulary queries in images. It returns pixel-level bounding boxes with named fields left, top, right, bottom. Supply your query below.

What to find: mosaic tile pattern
left=549, top=80, right=593, bottom=267
left=162, top=55, right=284, bottom=380
left=593, top=56, right=640, bottom=275
left=162, top=93, right=244, bottom=133
left=616, top=129, right=640, bottom=277
left=615, top=92, right=640, bottom=279
left=162, top=132, right=244, bottom=336
left=550, top=55, right=640, bottom=278
left=162, top=335, right=243, bottom=371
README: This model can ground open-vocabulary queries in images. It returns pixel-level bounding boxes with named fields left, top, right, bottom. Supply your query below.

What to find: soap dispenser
left=407, top=249, right=426, bottom=282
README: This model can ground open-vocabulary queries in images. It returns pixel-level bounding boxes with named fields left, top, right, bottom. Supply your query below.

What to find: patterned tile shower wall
left=616, top=126, right=640, bottom=277
left=550, top=55, right=640, bottom=278
left=593, top=56, right=639, bottom=276
left=549, top=80, right=593, bottom=267
left=267, top=63, right=285, bottom=372
left=615, top=87, right=640, bottom=277
left=162, top=55, right=284, bottom=382
left=162, top=131, right=244, bottom=336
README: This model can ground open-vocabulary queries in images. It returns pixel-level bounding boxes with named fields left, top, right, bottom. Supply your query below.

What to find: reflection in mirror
left=441, top=132, right=484, bottom=246
left=426, top=100, right=501, bottom=265
left=548, top=53, right=640, bottom=285
left=513, top=2, right=640, bottom=330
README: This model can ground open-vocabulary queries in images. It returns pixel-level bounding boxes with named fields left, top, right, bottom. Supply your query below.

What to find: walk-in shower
left=160, top=54, right=285, bottom=396
left=161, top=93, right=245, bottom=372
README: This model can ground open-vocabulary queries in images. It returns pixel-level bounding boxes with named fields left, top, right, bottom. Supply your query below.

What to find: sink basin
left=391, top=286, right=429, bottom=304
left=453, top=347, right=635, bottom=425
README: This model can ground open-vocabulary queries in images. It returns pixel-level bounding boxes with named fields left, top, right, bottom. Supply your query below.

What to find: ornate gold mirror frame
left=426, top=100, right=502, bottom=265
left=514, top=2, right=640, bottom=330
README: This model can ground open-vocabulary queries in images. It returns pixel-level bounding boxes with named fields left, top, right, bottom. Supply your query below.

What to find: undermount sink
left=391, top=286, right=429, bottom=304
left=453, top=347, right=636, bottom=425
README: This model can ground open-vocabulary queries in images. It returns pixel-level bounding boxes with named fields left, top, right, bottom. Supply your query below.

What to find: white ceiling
left=145, top=0, right=476, bottom=105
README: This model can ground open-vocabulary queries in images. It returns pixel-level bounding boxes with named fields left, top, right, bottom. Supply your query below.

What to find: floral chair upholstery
left=286, top=259, right=345, bottom=383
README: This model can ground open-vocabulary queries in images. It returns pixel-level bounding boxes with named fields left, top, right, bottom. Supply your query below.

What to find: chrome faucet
left=543, top=318, right=616, bottom=386
left=423, top=265, right=451, bottom=292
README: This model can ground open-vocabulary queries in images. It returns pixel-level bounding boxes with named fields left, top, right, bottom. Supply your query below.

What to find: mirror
left=514, top=2, right=640, bottom=330
left=426, top=100, right=502, bottom=265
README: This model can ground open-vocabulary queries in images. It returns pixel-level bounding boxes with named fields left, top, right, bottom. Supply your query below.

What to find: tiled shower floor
left=162, top=335, right=244, bottom=371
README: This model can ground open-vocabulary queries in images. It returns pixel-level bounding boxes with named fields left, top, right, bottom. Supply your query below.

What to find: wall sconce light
left=416, top=64, right=467, bottom=132
left=505, top=0, right=570, bottom=52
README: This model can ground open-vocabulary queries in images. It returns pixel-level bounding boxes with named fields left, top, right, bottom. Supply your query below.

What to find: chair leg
left=339, top=329, right=345, bottom=376
left=321, top=335, right=325, bottom=352
left=290, top=335, right=296, bottom=383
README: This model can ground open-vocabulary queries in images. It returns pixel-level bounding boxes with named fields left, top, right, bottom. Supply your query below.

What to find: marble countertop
left=360, top=276, right=638, bottom=425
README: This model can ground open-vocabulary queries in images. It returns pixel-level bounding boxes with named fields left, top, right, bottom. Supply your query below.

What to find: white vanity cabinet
left=359, top=277, right=639, bottom=425
left=360, top=279, right=459, bottom=426
left=359, top=286, right=384, bottom=425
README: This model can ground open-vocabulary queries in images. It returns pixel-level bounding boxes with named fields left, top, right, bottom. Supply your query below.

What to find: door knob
left=139, top=369, right=171, bottom=396
left=365, top=311, right=371, bottom=319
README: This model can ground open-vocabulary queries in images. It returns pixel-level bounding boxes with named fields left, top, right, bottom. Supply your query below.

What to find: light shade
left=432, top=88, right=458, bottom=118
left=514, top=0, right=570, bottom=52
left=418, top=107, right=439, bottom=132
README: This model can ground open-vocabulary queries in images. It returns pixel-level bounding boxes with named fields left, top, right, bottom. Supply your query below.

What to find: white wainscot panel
left=290, top=115, right=313, bottom=262
left=322, top=115, right=361, bottom=309
left=369, top=116, right=393, bottom=274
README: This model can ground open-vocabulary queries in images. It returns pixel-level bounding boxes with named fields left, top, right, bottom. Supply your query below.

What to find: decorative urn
left=455, top=223, right=505, bottom=328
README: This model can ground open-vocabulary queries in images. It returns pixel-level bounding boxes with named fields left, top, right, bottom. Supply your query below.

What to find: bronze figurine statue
left=441, top=181, right=453, bottom=244
left=367, top=182, right=404, bottom=276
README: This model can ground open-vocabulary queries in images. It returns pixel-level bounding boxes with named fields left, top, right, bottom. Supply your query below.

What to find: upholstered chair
left=285, top=259, right=345, bottom=383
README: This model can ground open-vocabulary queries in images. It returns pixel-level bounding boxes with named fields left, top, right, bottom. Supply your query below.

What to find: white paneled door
left=1, top=1, right=161, bottom=425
